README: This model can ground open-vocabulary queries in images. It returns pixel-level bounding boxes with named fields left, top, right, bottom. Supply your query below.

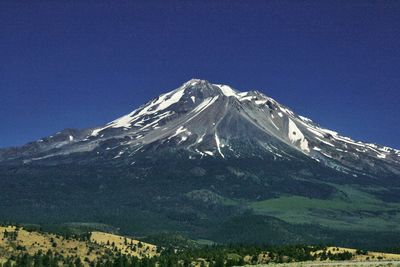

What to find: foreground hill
left=0, top=79, right=399, bottom=247
left=0, top=225, right=158, bottom=266
left=1, top=225, right=400, bottom=267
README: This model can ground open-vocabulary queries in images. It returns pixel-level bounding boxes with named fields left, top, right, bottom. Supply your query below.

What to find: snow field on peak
left=91, top=85, right=186, bottom=136
left=288, top=118, right=310, bottom=152
left=215, top=84, right=239, bottom=98
left=86, top=79, right=399, bottom=166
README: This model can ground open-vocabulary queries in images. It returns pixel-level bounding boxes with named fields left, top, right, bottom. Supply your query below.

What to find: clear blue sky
left=1, top=0, right=399, bottom=149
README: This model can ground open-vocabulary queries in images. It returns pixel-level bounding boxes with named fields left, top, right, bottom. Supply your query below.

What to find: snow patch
left=197, top=133, right=205, bottom=144
left=270, top=120, right=280, bottom=130
left=215, top=84, right=239, bottom=98
left=215, top=133, right=225, bottom=158
left=318, top=128, right=338, bottom=136
left=169, top=126, right=189, bottom=139
left=288, top=118, right=310, bottom=152
left=331, top=135, right=366, bottom=148
left=315, top=137, right=335, bottom=147
left=113, top=150, right=125, bottom=159
left=255, top=100, right=267, bottom=105
left=299, top=115, right=312, bottom=122
left=239, top=96, right=254, bottom=102
left=306, top=127, right=325, bottom=138
left=320, top=151, right=333, bottom=159
left=281, top=107, right=294, bottom=116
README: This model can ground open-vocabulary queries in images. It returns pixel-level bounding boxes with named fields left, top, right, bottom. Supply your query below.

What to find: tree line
left=0, top=244, right=356, bottom=267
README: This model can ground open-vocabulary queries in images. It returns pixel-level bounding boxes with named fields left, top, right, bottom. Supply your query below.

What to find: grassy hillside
left=1, top=225, right=400, bottom=266
left=246, top=183, right=400, bottom=232
left=0, top=225, right=158, bottom=266
left=90, top=231, right=158, bottom=257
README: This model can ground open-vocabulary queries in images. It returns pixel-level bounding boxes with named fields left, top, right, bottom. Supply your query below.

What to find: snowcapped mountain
left=1, top=79, right=400, bottom=247
left=2, top=79, right=399, bottom=177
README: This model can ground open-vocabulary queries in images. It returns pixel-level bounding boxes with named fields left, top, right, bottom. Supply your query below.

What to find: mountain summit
left=1, top=79, right=400, bottom=247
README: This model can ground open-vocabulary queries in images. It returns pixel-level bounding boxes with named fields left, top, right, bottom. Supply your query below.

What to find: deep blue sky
left=1, top=0, right=399, bottom=149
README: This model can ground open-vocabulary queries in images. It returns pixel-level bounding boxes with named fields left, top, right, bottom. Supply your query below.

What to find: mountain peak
left=184, top=79, right=241, bottom=97
left=181, top=79, right=215, bottom=90
left=180, top=79, right=241, bottom=100
left=184, top=78, right=209, bottom=85
left=1, top=79, right=399, bottom=178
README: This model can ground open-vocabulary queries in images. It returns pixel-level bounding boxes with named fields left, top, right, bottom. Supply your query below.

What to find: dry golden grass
left=90, top=231, right=158, bottom=258
left=2, top=225, right=400, bottom=266
left=0, top=225, right=158, bottom=266
left=313, top=246, right=400, bottom=261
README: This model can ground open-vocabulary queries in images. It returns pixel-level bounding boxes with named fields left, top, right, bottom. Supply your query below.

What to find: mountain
left=2, top=79, right=399, bottom=175
left=1, top=79, right=400, bottom=248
